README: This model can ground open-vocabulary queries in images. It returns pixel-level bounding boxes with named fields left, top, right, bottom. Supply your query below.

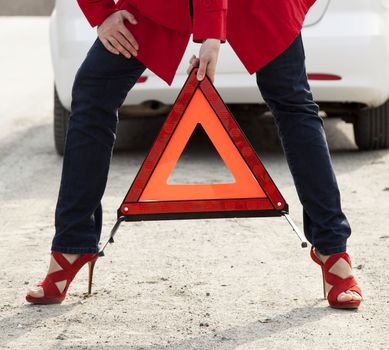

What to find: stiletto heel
left=310, top=247, right=362, bottom=309
left=26, top=252, right=99, bottom=305
left=88, top=257, right=97, bottom=295
left=321, top=268, right=326, bottom=299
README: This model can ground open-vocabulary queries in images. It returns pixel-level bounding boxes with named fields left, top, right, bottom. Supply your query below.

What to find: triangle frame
left=118, top=69, right=288, bottom=221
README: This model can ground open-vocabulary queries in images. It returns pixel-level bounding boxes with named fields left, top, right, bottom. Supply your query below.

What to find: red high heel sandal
left=310, top=247, right=362, bottom=309
left=26, top=252, right=98, bottom=305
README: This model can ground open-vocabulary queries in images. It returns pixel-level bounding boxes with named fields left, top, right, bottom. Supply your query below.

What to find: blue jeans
left=52, top=33, right=351, bottom=255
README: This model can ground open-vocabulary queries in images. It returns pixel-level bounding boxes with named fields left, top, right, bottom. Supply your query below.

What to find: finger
left=113, top=32, right=137, bottom=57
left=118, top=24, right=139, bottom=51
left=189, top=55, right=199, bottom=66
left=121, top=10, right=138, bottom=25
left=197, top=58, right=207, bottom=81
left=187, top=57, right=200, bottom=75
left=101, top=37, right=120, bottom=55
left=108, top=36, right=131, bottom=58
left=206, top=65, right=216, bottom=83
left=191, top=58, right=200, bottom=68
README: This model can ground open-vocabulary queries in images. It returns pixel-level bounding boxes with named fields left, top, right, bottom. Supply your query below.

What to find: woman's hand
left=187, top=39, right=221, bottom=82
left=97, top=10, right=139, bottom=59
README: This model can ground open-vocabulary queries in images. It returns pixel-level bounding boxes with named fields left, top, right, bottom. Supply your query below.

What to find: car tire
left=54, top=86, right=70, bottom=155
left=353, top=99, right=389, bottom=150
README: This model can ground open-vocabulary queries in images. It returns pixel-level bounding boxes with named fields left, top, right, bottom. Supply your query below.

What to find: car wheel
left=353, top=99, right=389, bottom=150
left=54, top=86, right=70, bottom=155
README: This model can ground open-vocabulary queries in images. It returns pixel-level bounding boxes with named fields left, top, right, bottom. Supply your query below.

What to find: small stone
left=258, top=318, right=271, bottom=324
left=383, top=187, right=389, bottom=191
left=24, top=281, right=29, bottom=285
left=206, top=292, right=210, bottom=297
left=356, top=264, right=363, bottom=270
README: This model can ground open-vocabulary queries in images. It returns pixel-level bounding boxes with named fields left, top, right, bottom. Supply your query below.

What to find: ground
left=0, top=18, right=388, bottom=350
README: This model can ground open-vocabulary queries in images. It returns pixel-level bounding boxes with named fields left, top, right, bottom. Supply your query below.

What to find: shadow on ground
left=0, top=303, right=77, bottom=348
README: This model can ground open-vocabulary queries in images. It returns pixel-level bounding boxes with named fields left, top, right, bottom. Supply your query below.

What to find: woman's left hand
left=187, top=39, right=221, bottom=83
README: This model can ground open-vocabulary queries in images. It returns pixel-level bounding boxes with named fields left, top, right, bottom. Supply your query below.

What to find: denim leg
left=52, top=38, right=146, bottom=254
left=256, top=33, right=351, bottom=255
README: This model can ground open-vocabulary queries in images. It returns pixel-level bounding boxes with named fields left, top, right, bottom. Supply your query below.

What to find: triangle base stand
left=98, top=213, right=308, bottom=257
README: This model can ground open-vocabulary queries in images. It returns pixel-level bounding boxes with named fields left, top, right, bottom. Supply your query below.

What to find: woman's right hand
left=97, top=10, right=139, bottom=59
left=187, top=39, right=221, bottom=83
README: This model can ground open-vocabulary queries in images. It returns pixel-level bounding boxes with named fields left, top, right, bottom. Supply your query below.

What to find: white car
left=50, top=0, right=389, bottom=154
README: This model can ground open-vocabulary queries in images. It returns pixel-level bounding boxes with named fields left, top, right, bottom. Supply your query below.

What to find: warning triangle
left=118, top=69, right=288, bottom=221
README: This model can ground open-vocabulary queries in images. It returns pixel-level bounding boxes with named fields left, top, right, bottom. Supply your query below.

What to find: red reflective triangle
left=119, top=70, right=288, bottom=220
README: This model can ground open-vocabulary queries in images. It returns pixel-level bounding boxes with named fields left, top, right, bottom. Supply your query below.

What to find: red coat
left=77, top=0, right=316, bottom=85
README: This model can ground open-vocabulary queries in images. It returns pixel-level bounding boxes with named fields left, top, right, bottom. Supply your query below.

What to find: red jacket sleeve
left=77, top=0, right=120, bottom=27
left=192, top=0, right=228, bottom=43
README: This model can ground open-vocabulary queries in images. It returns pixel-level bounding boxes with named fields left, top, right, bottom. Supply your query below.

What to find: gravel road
left=1, top=18, right=388, bottom=350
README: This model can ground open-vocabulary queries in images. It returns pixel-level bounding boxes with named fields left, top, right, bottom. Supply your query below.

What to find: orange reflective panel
left=139, top=89, right=266, bottom=201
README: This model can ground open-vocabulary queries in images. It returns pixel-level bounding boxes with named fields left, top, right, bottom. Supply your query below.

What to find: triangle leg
left=98, top=217, right=126, bottom=257
left=283, top=213, right=308, bottom=248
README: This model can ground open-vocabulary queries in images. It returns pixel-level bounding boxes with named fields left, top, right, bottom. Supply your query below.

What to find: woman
left=26, top=0, right=362, bottom=309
